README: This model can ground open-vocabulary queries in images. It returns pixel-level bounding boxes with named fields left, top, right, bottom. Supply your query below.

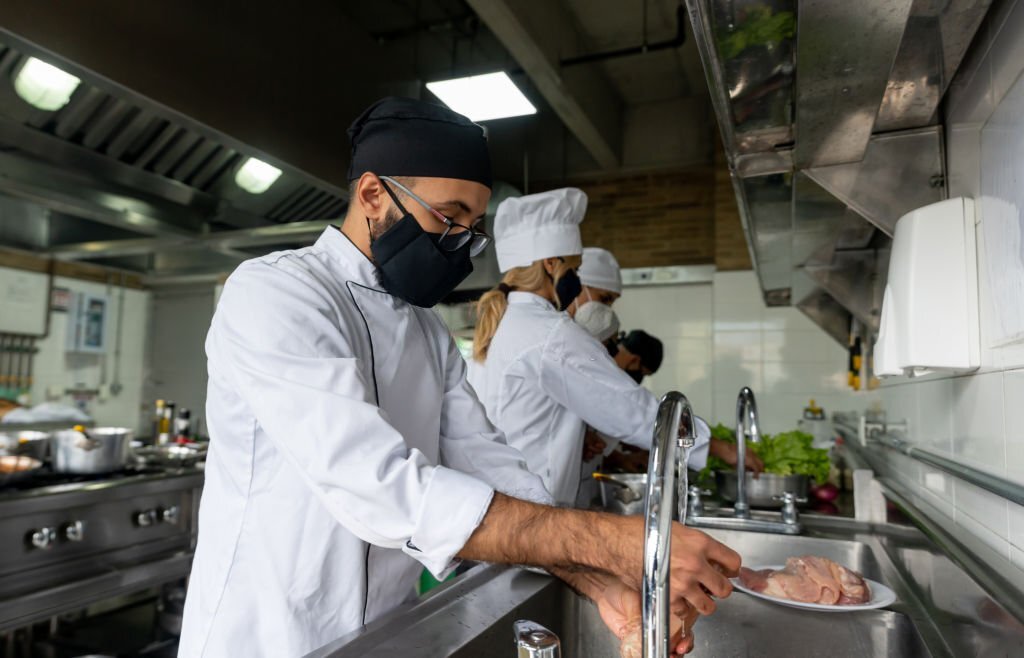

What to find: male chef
left=178, top=97, right=739, bottom=657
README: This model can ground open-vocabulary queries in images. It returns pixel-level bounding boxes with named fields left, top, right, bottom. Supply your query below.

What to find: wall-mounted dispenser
left=874, top=197, right=980, bottom=377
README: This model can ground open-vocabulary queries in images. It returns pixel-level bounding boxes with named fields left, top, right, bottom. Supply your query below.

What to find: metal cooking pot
left=714, top=470, right=809, bottom=509
left=594, top=472, right=647, bottom=516
left=53, top=427, right=132, bottom=474
left=0, top=430, right=51, bottom=462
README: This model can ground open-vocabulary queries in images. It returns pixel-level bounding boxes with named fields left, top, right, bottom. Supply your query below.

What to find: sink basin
left=309, top=524, right=933, bottom=658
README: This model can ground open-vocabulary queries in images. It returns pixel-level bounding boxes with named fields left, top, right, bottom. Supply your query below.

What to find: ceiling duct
left=684, top=0, right=991, bottom=343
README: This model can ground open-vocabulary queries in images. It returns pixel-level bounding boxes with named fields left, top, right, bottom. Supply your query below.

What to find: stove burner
left=0, top=465, right=171, bottom=491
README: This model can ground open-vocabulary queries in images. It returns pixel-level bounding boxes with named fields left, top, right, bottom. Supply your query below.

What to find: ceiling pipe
left=559, top=4, right=686, bottom=68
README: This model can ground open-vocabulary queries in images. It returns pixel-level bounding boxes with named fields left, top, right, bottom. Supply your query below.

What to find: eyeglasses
left=379, top=176, right=491, bottom=257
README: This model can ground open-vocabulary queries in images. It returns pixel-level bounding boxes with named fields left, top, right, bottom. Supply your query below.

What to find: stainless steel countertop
left=307, top=513, right=1024, bottom=657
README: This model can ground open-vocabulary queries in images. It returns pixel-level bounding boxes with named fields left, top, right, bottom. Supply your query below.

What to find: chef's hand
left=607, top=517, right=740, bottom=616
left=595, top=577, right=696, bottom=656
left=582, top=428, right=607, bottom=462
left=709, top=438, right=765, bottom=474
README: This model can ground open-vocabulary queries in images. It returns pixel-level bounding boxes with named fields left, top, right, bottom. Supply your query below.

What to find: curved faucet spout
left=734, top=386, right=761, bottom=519
left=641, top=391, right=695, bottom=658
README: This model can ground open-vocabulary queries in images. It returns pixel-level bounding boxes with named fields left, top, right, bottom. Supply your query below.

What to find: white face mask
left=574, top=289, right=620, bottom=342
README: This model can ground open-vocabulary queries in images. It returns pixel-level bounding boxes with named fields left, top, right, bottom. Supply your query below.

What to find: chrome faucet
left=733, top=386, right=761, bottom=520
left=513, top=619, right=560, bottom=657
left=642, top=391, right=695, bottom=658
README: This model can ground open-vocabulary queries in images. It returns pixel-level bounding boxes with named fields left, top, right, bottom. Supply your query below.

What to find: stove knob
left=65, top=520, right=86, bottom=542
left=30, top=527, right=57, bottom=550
left=162, top=506, right=180, bottom=525
left=135, top=510, right=157, bottom=527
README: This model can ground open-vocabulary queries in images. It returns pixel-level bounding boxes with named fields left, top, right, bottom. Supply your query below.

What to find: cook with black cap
left=179, top=98, right=739, bottom=657
left=468, top=189, right=717, bottom=506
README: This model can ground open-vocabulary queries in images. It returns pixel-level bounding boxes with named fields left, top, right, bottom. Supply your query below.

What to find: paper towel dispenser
left=874, top=197, right=980, bottom=377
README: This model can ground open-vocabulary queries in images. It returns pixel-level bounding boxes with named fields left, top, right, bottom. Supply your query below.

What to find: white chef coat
left=179, top=228, right=550, bottom=658
left=468, top=292, right=709, bottom=505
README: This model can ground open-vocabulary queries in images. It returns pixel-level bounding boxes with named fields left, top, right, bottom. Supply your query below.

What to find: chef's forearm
left=456, top=492, right=640, bottom=577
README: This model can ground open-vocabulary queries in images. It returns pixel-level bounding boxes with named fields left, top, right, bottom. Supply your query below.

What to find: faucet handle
left=772, top=492, right=808, bottom=504
left=688, top=486, right=711, bottom=498
left=773, top=491, right=806, bottom=525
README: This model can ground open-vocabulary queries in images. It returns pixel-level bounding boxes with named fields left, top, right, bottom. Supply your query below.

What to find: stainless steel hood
left=684, top=0, right=991, bottom=344
left=0, top=35, right=347, bottom=279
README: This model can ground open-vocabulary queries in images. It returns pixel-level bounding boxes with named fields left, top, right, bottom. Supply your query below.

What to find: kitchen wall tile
left=762, top=330, right=843, bottom=364
left=752, top=392, right=814, bottom=434
left=1004, top=369, right=1024, bottom=484
left=714, top=331, right=762, bottom=363
left=955, top=509, right=1011, bottom=560
left=713, top=361, right=761, bottom=397
left=712, top=271, right=762, bottom=307
left=915, top=377, right=956, bottom=455
left=712, top=302, right=763, bottom=332
left=762, top=362, right=849, bottom=395
left=955, top=480, right=1010, bottom=539
left=1008, top=500, right=1024, bottom=551
left=1010, top=546, right=1024, bottom=572
left=946, top=125, right=982, bottom=199
left=881, top=382, right=917, bottom=427
left=952, top=372, right=1007, bottom=475
left=761, top=307, right=819, bottom=332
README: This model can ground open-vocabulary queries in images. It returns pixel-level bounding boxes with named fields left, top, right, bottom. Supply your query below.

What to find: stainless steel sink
left=309, top=517, right=1022, bottom=657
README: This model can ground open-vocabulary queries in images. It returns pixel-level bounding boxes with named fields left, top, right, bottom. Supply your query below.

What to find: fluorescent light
left=234, top=157, right=282, bottom=194
left=14, top=57, right=81, bottom=111
left=426, top=72, right=536, bottom=122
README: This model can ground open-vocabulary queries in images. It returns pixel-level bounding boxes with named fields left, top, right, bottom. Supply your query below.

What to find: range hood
left=684, top=0, right=991, bottom=345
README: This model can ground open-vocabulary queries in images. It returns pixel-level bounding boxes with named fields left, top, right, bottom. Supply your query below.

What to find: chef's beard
left=369, top=205, right=403, bottom=286
left=369, top=205, right=403, bottom=241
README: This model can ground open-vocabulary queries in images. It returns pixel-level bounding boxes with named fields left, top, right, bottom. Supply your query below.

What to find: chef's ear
left=353, top=172, right=388, bottom=221
left=541, top=257, right=562, bottom=276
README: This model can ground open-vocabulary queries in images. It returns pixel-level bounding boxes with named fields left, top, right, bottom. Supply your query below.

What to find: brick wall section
left=534, top=161, right=753, bottom=270
left=535, top=166, right=716, bottom=268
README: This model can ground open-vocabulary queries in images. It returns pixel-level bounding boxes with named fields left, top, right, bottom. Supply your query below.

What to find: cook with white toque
left=467, top=188, right=714, bottom=506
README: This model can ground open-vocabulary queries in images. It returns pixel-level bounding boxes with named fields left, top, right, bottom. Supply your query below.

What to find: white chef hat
left=578, top=247, right=622, bottom=294
left=494, top=188, right=585, bottom=272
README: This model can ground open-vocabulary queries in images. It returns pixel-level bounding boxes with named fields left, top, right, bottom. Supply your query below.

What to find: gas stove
left=0, top=465, right=203, bottom=632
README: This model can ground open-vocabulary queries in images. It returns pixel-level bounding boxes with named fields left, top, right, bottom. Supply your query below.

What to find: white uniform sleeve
left=540, top=320, right=711, bottom=467
left=210, top=263, right=494, bottom=576
left=436, top=331, right=554, bottom=505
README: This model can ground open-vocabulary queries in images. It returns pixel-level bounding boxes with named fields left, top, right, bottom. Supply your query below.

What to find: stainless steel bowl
left=714, top=470, right=809, bottom=509
left=53, top=427, right=132, bottom=474
left=595, top=473, right=647, bottom=516
left=0, top=430, right=51, bottom=462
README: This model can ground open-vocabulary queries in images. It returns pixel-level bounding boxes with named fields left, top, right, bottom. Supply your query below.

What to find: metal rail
left=835, top=420, right=1024, bottom=507
left=642, top=391, right=694, bottom=658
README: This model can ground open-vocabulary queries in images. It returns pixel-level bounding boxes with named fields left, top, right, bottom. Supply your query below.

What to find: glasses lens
left=468, top=234, right=490, bottom=257
left=439, top=230, right=471, bottom=252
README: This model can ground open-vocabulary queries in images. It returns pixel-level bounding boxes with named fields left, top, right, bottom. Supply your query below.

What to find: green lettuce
left=699, top=425, right=830, bottom=484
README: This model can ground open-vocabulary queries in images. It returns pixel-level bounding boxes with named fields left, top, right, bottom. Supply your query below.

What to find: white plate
left=732, top=565, right=897, bottom=612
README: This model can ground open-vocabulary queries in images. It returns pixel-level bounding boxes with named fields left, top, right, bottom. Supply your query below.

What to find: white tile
left=955, top=509, right=1011, bottom=560
left=955, top=479, right=1010, bottom=539
left=946, top=125, right=982, bottom=199
left=712, top=271, right=763, bottom=306
left=1005, top=369, right=1024, bottom=483
left=947, top=47, right=994, bottom=126
left=919, top=482, right=956, bottom=521
left=762, top=362, right=849, bottom=395
left=762, top=330, right=842, bottom=364
left=712, top=302, right=763, bottom=331
left=1009, top=501, right=1024, bottom=551
left=914, top=377, right=955, bottom=455
left=713, top=361, right=762, bottom=397
left=952, top=372, right=1007, bottom=475
left=713, top=331, right=762, bottom=362
left=753, top=393, right=811, bottom=434
left=761, top=307, right=818, bottom=332
left=1010, top=545, right=1024, bottom=572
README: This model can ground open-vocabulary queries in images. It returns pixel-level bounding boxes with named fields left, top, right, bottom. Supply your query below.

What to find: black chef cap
left=347, top=97, right=492, bottom=188
left=621, top=330, right=664, bottom=373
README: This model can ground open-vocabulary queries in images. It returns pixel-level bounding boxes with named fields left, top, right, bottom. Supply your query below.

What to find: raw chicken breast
left=739, top=556, right=871, bottom=605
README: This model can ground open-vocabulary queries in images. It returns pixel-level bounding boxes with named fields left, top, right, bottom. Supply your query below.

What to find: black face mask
left=626, top=368, right=645, bottom=384
left=370, top=212, right=473, bottom=307
left=553, top=267, right=582, bottom=311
